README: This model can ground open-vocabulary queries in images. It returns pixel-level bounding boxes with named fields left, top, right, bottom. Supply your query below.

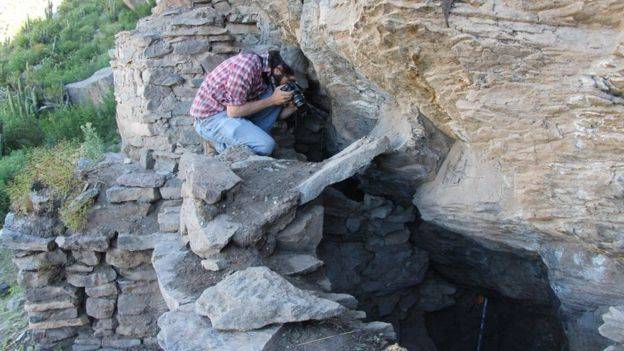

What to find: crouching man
left=190, top=50, right=297, bottom=155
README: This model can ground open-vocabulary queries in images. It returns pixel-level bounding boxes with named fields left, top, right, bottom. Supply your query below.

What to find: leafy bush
left=79, top=122, right=105, bottom=162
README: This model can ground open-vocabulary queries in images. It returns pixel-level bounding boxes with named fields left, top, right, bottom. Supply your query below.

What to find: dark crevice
left=318, top=179, right=568, bottom=351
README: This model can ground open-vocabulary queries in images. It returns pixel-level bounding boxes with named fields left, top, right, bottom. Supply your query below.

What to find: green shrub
left=0, top=82, right=45, bottom=154
left=0, top=0, right=154, bottom=103
left=7, top=142, right=81, bottom=214
left=0, top=150, right=27, bottom=222
left=0, top=150, right=27, bottom=184
left=79, top=122, right=105, bottom=162
left=39, top=94, right=118, bottom=146
left=0, top=111, right=45, bottom=155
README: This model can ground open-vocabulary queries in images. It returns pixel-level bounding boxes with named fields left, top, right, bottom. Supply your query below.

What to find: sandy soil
left=0, top=0, right=64, bottom=41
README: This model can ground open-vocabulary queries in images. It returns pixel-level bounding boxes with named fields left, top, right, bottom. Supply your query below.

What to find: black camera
left=280, top=81, right=306, bottom=109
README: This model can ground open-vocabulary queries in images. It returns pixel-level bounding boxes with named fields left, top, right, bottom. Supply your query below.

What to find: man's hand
left=270, top=85, right=293, bottom=106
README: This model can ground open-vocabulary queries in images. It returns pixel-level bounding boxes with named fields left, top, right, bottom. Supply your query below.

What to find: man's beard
left=270, top=72, right=285, bottom=87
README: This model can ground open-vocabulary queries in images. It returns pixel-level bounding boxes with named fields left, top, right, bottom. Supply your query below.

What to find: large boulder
left=65, top=67, right=113, bottom=106
left=194, top=266, right=346, bottom=331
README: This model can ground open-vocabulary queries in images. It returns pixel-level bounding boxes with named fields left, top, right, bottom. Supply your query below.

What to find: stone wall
left=0, top=133, right=396, bottom=350
left=110, top=0, right=317, bottom=170
left=0, top=154, right=177, bottom=350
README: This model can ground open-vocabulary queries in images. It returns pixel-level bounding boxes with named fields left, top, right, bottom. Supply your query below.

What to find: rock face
left=249, top=0, right=624, bottom=349
left=65, top=66, right=114, bottom=106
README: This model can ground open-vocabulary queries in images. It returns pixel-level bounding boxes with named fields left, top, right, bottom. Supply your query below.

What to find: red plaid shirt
left=190, top=52, right=271, bottom=119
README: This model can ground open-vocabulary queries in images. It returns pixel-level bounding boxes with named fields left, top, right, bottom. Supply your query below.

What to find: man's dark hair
left=268, top=50, right=294, bottom=76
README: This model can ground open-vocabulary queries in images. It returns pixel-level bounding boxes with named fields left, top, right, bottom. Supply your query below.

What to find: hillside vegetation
left=0, top=0, right=154, bottom=221
left=0, top=1, right=154, bottom=347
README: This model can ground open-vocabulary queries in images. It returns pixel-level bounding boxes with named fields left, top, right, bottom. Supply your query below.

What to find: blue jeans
left=194, top=90, right=281, bottom=156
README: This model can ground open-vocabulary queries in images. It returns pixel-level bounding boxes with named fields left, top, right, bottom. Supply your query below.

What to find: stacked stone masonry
left=0, top=132, right=396, bottom=350
left=110, top=0, right=321, bottom=167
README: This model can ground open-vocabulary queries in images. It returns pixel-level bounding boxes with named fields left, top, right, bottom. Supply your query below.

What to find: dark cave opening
left=318, top=179, right=568, bottom=351
left=271, top=73, right=331, bottom=163
left=422, top=289, right=566, bottom=351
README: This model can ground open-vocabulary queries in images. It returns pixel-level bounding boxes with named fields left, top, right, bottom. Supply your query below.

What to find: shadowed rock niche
left=319, top=179, right=568, bottom=351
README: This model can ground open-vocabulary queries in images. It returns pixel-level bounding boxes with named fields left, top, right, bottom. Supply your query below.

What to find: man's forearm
left=226, top=98, right=275, bottom=118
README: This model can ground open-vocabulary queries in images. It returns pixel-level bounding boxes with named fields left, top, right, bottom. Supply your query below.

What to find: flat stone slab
left=0, top=228, right=56, bottom=251
left=18, top=268, right=62, bottom=288
left=157, top=308, right=282, bottom=351
left=28, top=314, right=89, bottom=330
left=106, top=185, right=160, bottom=203
left=195, top=266, right=346, bottom=331
left=296, top=136, right=390, bottom=204
left=106, top=249, right=152, bottom=269
left=55, top=233, right=112, bottom=252
left=24, top=297, right=78, bottom=313
left=85, top=283, right=118, bottom=298
left=116, top=171, right=167, bottom=188
left=25, top=285, right=80, bottom=303
left=118, top=264, right=157, bottom=281
left=12, top=250, right=67, bottom=270
left=152, top=239, right=220, bottom=311
left=117, top=232, right=178, bottom=251
left=67, top=265, right=117, bottom=288
left=266, top=253, right=323, bottom=276
left=72, top=250, right=101, bottom=266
